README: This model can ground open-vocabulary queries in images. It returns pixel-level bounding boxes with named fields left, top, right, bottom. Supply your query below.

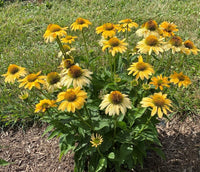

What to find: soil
left=0, top=115, right=200, bottom=172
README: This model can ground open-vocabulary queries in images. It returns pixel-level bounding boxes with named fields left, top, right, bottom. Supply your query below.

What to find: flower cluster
left=2, top=17, right=196, bottom=171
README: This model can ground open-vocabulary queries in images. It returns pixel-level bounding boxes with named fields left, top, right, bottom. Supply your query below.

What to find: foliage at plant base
left=2, top=18, right=196, bottom=171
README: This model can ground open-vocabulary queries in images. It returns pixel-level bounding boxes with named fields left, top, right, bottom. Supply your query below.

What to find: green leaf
left=117, top=121, right=127, bottom=130
left=95, top=157, right=107, bottom=172
left=94, top=119, right=110, bottom=131
left=151, top=147, right=165, bottom=159
left=42, top=125, right=54, bottom=137
left=48, top=130, right=60, bottom=140
left=0, top=159, right=10, bottom=166
left=108, top=152, right=115, bottom=160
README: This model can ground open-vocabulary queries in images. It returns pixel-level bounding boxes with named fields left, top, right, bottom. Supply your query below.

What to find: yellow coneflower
left=99, top=91, right=132, bottom=116
left=96, top=23, right=118, bottom=39
left=136, top=35, right=165, bottom=55
left=127, top=55, right=154, bottom=80
left=150, top=74, right=170, bottom=90
left=18, top=71, right=46, bottom=90
left=117, top=19, right=138, bottom=32
left=56, top=87, right=87, bottom=112
left=136, top=20, right=161, bottom=37
left=43, top=24, right=67, bottom=43
left=140, top=92, right=172, bottom=118
left=34, top=99, right=57, bottom=113
left=164, top=36, right=184, bottom=54
left=59, top=58, right=75, bottom=74
left=2, top=64, right=27, bottom=83
left=57, top=44, right=75, bottom=58
left=44, top=72, right=62, bottom=92
left=159, top=21, right=178, bottom=37
left=90, top=134, right=103, bottom=148
left=18, top=91, right=29, bottom=100
left=61, top=35, right=77, bottom=44
left=182, top=40, right=200, bottom=55
left=102, top=37, right=128, bottom=56
left=61, top=65, right=92, bottom=88
left=170, top=71, right=191, bottom=87
left=71, top=17, right=92, bottom=31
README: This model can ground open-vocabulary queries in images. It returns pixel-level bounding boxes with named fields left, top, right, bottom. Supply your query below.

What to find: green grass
left=0, top=0, right=200, bottom=126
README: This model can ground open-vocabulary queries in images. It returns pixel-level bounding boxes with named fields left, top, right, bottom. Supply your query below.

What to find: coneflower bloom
left=71, top=17, right=92, bottom=31
left=170, top=71, right=191, bottom=87
left=102, top=37, right=128, bottom=56
left=99, top=91, right=132, bottom=116
left=61, top=65, right=92, bottom=88
left=96, top=23, right=118, bottom=39
left=45, top=72, right=62, bottom=92
left=43, top=24, right=67, bottom=43
left=117, top=19, right=138, bottom=32
left=18, top=91, right=29, bottom=100
left=61, top=35, right=77, bottom=44
left=56, top=87, right=87, bottom=112
left=150, top=74, right=170, bottom=90
left=164, top=36, right=184, bottom=54
left=127, top=56, right=154, bottom=80
left=2, top=64, right=27, bottom=83
left=34, top=99, right=57, bottom=113
left=57, top=44, right=75, bottom=58
left=136, top=20, right=161, bottom=37
left=18, top=71, right=46, bottom=90
left=140, top=92, right=172, bottom=118
left=90, top=134, right=103, bottom=148
left=59, top=58, right=75, bottom=74
left=159, top=21, right=178, bottom=37
left=136, top=35, right=165, bottom=55
left=182, top=40, right=200, bottom=55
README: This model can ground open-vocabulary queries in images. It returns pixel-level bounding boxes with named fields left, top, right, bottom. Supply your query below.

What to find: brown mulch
left=0, top=115, right=200, bottom=172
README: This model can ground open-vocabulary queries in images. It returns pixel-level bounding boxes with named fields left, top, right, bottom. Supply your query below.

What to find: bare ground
left=0, top=115, right=200, bottom=172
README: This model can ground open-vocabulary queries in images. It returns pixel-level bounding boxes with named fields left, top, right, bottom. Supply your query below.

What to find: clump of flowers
left=2, top=18, right=196, bottom=172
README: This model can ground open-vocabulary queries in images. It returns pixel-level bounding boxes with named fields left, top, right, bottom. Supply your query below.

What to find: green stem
left=56, top=36, right=68, bottom=59
left=126, top=25, right=130, bottom=64
left=81, top=30, right=89, bottom=67
left=97, top=147, right=103, bottom=157
left=165, top=55, right=173, bottom=75
left=113, top=116, right=117, bottom=139
left=135, top=115, right=152, bottom=137
left=37, top=89, right=51, bottom=99
left=146, top=54, right=150, bottom=63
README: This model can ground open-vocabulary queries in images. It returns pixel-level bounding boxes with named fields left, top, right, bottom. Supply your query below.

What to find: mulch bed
left=1, top=115, right=200, bottom=172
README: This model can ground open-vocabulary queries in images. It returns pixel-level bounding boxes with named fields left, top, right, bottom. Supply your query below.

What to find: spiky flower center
left=157, top=79, right=163, bottom=85
left=108, top=38, right=120, bottom=47
left=76, top=18, right=85, bottom=24
left=42, top=102, right=50, bottom=109
left=145, top=35, right=159, bottom=46
left=49, top=25, right=61, bottom=32
left=103, top=23, right=114, bottom=30
left=65, top=90, right=77, bottom=102
left=8, top=65, right=19, bottom=74
left=47, top=72, right=60, bottom=85
left=68, top=65, right=82, bottom=78
left=184, top=40, right=194, bottom=49
left=170, top=36, right=182, bottom=47
left=153, top=95, right=165, bottom=107
left=145, top=20, right=157, bottom=31
left=27, top=74, right=38, bottom=82
left=177, top=74, right=185, bottom=81
left=136, top=62, right=147, bottom=71
left=63, top=59, right=74, bottom=69
left=109, top=91, right=123, bottom=104
left=164, top=24, right=173, bottom=32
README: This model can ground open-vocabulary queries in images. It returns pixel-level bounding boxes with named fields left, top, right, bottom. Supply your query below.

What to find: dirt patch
left=0, top=115, right=200, bottom=172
